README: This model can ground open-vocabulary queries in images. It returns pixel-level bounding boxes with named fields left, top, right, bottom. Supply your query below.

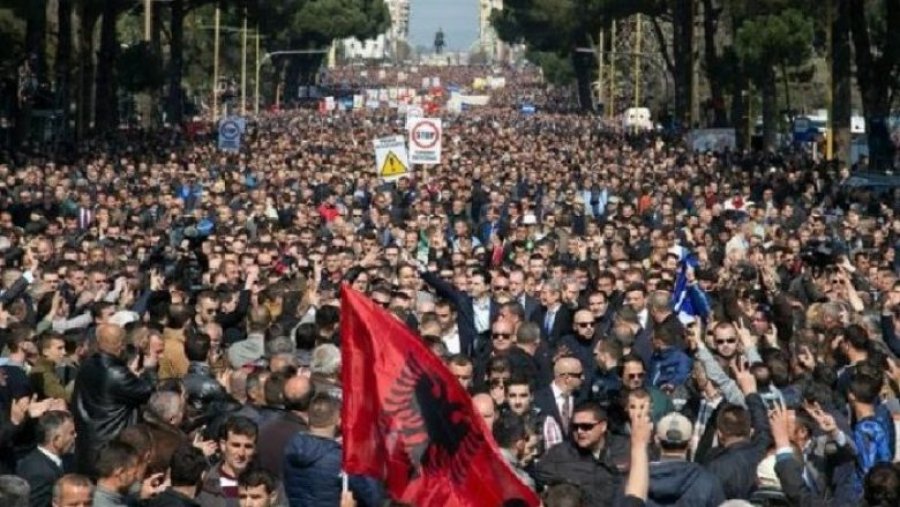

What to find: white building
left=479, top=0, right=506, bottom=62
left=342, top=35, right=389, bottom=60
left=342, top=0, right=410, bottom=60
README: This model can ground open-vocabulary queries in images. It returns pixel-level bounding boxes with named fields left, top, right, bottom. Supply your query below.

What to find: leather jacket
left=72, top=351, right=153, bottom=475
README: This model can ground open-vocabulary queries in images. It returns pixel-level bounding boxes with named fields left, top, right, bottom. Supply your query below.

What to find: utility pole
left=212, top=4, right=220, bottom=122
left=598, top=28, right=605, bottom=112
left=608, top=20, right=616, bottom=120
left=254, top=26, right=261, bottom=116
left=633, top=15, right=642, bottom=108
left=826, top=0, right=833, bottom=160
left=144, top=0, right=152, bottom=41
left=241, top=9, right=248, bottom=115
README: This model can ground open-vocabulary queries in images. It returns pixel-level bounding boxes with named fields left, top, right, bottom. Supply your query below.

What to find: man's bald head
left=553, top=356, right=582, bottom=376
left=283, top=375, right=313, bottom=413
left=96, top=323, right=126, bottom=356
left=472, top=393, right=496, bottom=430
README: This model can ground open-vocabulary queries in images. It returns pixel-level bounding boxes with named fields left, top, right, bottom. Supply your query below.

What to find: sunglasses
left=575, top=322, right=594, bottom=328
left=716, top=338, right=737, bottom=345
left=571, top=422, right=600, bottom=432
left=492, top=333, right=513, bottom=340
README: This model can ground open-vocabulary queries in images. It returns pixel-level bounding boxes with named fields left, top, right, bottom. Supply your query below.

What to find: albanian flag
left=340, top=285, right=540, bottom=507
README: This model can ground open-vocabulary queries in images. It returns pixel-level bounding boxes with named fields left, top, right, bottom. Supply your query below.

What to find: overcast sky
left=408, top=0, right=480, bottom=51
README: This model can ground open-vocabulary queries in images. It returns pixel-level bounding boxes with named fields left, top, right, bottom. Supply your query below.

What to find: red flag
left=340, top=285, right=540, bottom=507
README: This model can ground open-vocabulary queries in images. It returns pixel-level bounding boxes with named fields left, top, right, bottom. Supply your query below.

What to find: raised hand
left=731, top=358, right=757, bottom=395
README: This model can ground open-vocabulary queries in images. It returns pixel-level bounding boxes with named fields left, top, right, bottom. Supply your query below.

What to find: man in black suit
left=16, top=410, right=75, bottom=507
left=420, top=268, right=497, bottom=358
left=530, top=279, right=573, bottom=348
left=533, top=355, right=585, bottom=450
left=509, top=269, right=540, bottom=322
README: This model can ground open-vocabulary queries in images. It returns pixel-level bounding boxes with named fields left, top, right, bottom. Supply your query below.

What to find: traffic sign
left=380, top=152, right=408, bottom=177
left=373, top=135, right=410, bottom=181
left=217, top=116, right=244, bottom=151
left=408, top=118, right=442, bottom=164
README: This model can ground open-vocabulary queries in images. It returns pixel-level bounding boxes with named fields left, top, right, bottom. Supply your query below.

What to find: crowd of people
left=0, top=64, right=899, bottom=507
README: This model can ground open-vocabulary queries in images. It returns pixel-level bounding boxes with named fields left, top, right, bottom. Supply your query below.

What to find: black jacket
left=646, top=459, right=725, bottom=507
left=534, top=436, right=629, bottom=507
left=701, top=393, right=773, bottom=500
left=142, top=488, right=201, bottom=507
left=72, top=351, right=153, bottom=476
left=183, top=362, right=238, bottom=415
left=421, top=271, right=493, bottom=357
left=16, top=448, right=64, bottom=507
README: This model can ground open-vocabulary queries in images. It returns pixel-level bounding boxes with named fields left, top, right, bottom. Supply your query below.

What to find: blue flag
left=671, top=246, right=711, bottom=324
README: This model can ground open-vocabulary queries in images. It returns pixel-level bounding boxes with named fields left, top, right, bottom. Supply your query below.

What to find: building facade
left=342, top=0, right=410, bottom=61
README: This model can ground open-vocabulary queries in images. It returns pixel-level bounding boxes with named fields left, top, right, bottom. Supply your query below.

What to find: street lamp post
left=241, top=9, right=248, bottom=115
left=212, top=5, right=220, bottom=122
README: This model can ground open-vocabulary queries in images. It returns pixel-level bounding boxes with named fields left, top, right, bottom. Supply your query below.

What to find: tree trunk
left=731, top=72, right=748, bottom=151
left=673, top=0, right=693, bottom=127
left=701, top=0, right=727, bottom=127
left=56, top=0, right=74, bottom=142
left=571, top=50, right=594, bottom=113
left=831, top=0, right=852, bottom=164
left=167, top=0, right=185, bottom=125
left=94, top=0, right=119, bottom=133
left=14, top=1, right=48, bottom=145
left=761, top=70, right=778, bottom=151
left=780, top=62, right=792, bottom=120
left=146, top=0, right=163, bottom=127
left=24, top=1, right=48, bottom=79
left=76, top=9, right=99, bottom=140
left=848, top=0, right=898, bottom=170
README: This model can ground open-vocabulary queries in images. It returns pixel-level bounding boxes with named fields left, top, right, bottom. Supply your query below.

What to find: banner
left=689, top=128, right=737, bottom=153
left=340, top=286, right=540, bottom=507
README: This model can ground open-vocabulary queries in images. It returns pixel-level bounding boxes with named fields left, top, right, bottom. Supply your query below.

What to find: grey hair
left=145, top=391, right=183, bottom=424
left=0, top=475, right=29, bottom=507
left=52, top=474, right=93, bottom=502
left=35, top=411, right=73, bottom=446
left=265, top=336, right=295, bottom=357
left=311, top=344, right=341, bottom=377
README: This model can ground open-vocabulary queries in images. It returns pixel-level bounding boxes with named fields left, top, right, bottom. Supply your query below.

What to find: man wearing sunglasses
left=534, top=356, right=585, bottom=450
left=558, top=309, right=601, bottom=391
left=534, top=401, right=629, bottom=507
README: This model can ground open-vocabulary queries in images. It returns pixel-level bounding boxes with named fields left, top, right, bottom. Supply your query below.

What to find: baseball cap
left=656, top=412, right=692, bottom=445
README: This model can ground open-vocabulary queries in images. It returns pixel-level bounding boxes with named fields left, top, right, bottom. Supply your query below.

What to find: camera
left=800, top=240, right=837, bottom=268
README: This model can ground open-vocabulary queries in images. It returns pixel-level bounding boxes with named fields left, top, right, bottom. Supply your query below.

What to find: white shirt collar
left=38, top=446, right=62, bottom=468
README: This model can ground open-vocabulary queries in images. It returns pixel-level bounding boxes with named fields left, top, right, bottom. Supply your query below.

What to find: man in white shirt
left=625, top=283, right=650, bottom=330
left=535, top=356, right=585, bottom=449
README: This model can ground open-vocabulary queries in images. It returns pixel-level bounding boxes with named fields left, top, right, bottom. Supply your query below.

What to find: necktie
left=544, top=310, right=554, bottom=335
left=561, top=395, right=571, bottom=433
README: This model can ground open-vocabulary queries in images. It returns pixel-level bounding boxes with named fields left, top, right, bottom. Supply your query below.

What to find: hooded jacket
left=647, top=459, right=725, bottom=507
left=283, top=433, right=382, bottom=507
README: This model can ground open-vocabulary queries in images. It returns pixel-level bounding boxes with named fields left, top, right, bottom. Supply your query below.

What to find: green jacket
left=29, top=357, right=70, bottom=402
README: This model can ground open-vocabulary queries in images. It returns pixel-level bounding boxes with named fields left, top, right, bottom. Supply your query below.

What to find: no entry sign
left=408, top=118, right=442, bottom=164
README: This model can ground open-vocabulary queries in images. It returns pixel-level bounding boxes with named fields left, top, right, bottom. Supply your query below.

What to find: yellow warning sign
left=380, top=151, right=408, bottom=177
